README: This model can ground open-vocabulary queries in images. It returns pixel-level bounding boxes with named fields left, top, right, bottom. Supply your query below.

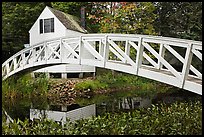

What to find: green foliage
left=2, top=2, right=46, bottom=62
left=51, top=2, right=87, bottom=18
left=2, top=73, right=49, bottom=98
left=74, top=79, right=108, bottom=91
left=2, top=101, right=202, bottom=135
left=154, top=2, right=202, bottom=41
left=74, top=69, right=170, bottom=99
left=87, top=2, right=158, bottom=34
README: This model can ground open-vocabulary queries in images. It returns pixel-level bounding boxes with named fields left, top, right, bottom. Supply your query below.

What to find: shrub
left=2, top=100, right=202, bottom=135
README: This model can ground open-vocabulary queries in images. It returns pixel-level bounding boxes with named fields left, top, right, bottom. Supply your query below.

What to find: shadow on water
left=2, top=87, right=202, bottom=123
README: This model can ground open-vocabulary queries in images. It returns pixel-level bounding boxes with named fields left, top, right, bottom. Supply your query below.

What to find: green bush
left=2, top=100, right=202, bottom=135
left=74, top=80, right=108, bottom=91
left=2, top=73, right=49, bottom=98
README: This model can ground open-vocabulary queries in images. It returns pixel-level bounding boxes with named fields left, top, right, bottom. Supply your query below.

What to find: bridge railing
left=77, top=34, right=202, bottom=88
left=2, top=34, right=202, bottom=94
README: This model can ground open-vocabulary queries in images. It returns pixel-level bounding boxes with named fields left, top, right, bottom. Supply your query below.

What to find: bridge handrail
left=2, top=34, right=202, bottom=68
left=2, top=34, right=202, bottom=95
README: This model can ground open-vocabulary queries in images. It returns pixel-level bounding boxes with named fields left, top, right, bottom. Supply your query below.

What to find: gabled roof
left=47, top=6, right=88, bottom=33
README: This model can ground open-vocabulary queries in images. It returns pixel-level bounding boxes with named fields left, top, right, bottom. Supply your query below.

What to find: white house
left=29, top=6, right=95, bottom=78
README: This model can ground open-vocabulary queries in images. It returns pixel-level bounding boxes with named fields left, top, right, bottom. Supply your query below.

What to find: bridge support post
left=135, top=37, right=144, bottom=75
left=103, top=35, right=109, bottom=67
left=157, top=43, right=166, bottom=70
left=60, top=38, right=65, bottom=63
left=125, top=40, right=130, bottom=63
left=61, top=73, right=67, bottom=79
left=79, top=36, right=82, bottom=65
left=99, top=39, right=104, bottom=56
left=31, top=72, right=35, bottom=78
left=79, top=72, right=84, bottom=78
left=180, top=43, right=193, bottom=88
left=45, top=72, right=50, bottom=79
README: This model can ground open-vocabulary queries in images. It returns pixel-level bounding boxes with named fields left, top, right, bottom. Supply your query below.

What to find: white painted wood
left=28, top=6, right=95, bottom=75
left=62, top=41, right=79, bottom=59
left=164, top=44, right=202, bottom=79
left=82, top=40, right=103, bottom=61
left=108, top=39, right=136, bottom=67
left=125, top=40, right=130, bottom=63
left=138, top=67, right=181, bottom=87
left=99, top=39, right=103, bottom=56
left=109, top=46, right=125, bottom=62
left=35, top=46, right=45, bottom=62
left=143, top=53, right=158, bottom=68
left=142, top=42, right=181, bottom=79
left=183, top=81, right=202, bottom=95
left=135, top=37, right=144, bottom=74
left=79, top=36, right=82, bottom=65
left=192, top=48, right=202, bottom=61
left=105, top=62, right=136, bottom=75
left=103, top=35, right=109, bottom=67
left=29, top=7, right=66, bottom=46
left=157, top=43, right=166, bottom=69
left=101, top=39, right=125, bottom=62
left=2, top=34, right=202, bottom=95
left=81, top=59, right=104, bottom=68
left=180, top=43, right=193, bottom=88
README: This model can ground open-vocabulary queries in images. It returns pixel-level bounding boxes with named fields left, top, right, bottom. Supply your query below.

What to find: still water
left=3, top=88, right=201, bottom=123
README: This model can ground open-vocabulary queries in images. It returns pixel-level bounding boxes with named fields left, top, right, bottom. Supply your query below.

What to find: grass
left=2, top=73, right=49, bottom=100
left=74, top=68, right=172, bottom=97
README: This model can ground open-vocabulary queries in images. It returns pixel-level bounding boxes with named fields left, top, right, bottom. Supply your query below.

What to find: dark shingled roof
left=48, top=6, right=87, bottom=33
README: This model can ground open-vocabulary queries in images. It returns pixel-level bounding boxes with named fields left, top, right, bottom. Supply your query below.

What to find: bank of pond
left=2, top=71, right=202, bottom=135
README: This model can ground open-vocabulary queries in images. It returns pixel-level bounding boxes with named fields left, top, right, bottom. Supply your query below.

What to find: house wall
left=65, top=29, right=84, bottom=37
left=30, top=7, right=95, bottom=75
left=34, top=64, right=95, bottom=73
left=29, top=7, right=66, bottom=46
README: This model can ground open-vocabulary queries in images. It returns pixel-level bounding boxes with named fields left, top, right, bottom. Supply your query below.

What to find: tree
left=154, top=2, right=202, bottom=41
left=2, top=2, right=47, bottom=63
left=51, top=2, right=87, bottom=18
left=86, top=2, right=158, bottom=34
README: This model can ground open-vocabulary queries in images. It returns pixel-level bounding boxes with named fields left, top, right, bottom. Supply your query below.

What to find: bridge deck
left=141, top=65, right=202, bottom=85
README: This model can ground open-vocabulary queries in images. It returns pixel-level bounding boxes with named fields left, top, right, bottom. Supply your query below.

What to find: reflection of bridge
left=2, top=34, right=202, bottom=95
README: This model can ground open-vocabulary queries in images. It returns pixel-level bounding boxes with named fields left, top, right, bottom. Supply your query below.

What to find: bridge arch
left=2, top=34, right=202, bottom=95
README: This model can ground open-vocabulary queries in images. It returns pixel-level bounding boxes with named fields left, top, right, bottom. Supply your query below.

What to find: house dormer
left=30, top=6, right=95, bottom=79
left=29, top=6, right=87, bottom=46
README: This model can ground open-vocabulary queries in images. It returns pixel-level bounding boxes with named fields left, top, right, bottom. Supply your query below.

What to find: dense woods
left=2, top=2, right=202, bottom=63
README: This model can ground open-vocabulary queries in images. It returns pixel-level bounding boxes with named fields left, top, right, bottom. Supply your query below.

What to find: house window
left=40, top=19, right=43, bottom=34
left=39, top=18, right=54, bottom=34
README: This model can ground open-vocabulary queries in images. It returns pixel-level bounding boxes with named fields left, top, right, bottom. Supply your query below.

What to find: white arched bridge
left=2, top=34, right=202, bottom=95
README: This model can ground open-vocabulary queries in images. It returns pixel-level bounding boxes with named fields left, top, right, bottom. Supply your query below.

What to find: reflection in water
left=3, top=89, right=201, bottom=123
left=119, top=97, right=151, bottom=109
left=29, top=97, right=151, bottom=123
left=96, top=97, right=151, bottom=115
left=30, top=104, right=96, bottom=124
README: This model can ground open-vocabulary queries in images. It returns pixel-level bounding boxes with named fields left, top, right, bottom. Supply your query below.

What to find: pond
left=2, top=87, right=201, bottom=123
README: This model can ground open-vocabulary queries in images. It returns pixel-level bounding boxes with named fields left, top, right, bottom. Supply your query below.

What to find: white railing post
left=125, top=40, right=130, bottom=63
left=99, top=39, right=103, bottom=56
left=157, top=43, right=166, bottom=70
left=32, top=46, right=36, bottom=66
left=79, top=36, right=82, bottom=65
left=59, top=38, right=63, bottom=63
left=21, top=52, right=25, bottom=67
left=13, top=58, right=17, bottom=70
left=180, top=43, right=193, bottom=88
left=44, top=42, right=47, bottom=64
left=6, top=63, right=10, bottom=76
left=135, top=37, right=144, bottom=75
left=103, top=35, right=109, bottom=67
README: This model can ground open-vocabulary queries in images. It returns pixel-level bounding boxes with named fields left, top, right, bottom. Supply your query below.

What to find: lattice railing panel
left=2, top=34, right=202, bottom=95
